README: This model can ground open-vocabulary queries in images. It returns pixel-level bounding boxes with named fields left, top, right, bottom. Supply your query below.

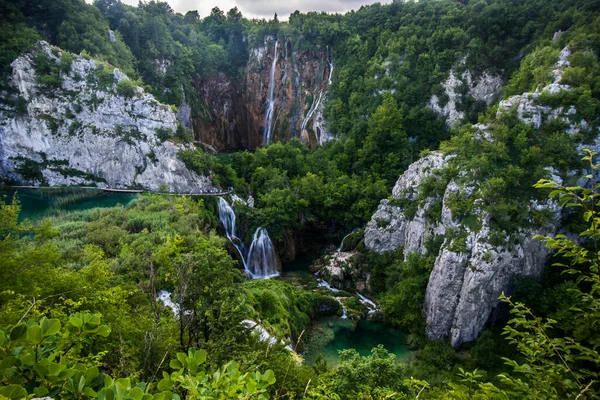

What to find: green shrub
left=116, top=78, right=137, bottom=98
left=156, top=127, right=172, bottom=142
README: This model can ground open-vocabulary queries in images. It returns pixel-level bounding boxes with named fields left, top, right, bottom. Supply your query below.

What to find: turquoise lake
left=0, top=187, right=136, bottom=220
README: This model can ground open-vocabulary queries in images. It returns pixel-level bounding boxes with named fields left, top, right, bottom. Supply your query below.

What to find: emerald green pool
left=303, top=317, right=410, bottom=366
left=0, top=188, right=136, bottom=220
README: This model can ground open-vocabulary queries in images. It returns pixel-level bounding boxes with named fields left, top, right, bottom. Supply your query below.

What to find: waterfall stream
left=218, top=197, right=247, bottom=269
left=264, top=40, right=279, bottom=145
left=218, top=198, right=279, bottom=279
left=327, top=46, right=334, bottom=85
left=246, top=227, right=279, bottom=278
left=300, top=92, right=323, bottom=133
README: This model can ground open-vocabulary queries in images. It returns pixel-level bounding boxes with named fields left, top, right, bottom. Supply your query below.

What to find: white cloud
left=113, top=0, right=391, bottom=19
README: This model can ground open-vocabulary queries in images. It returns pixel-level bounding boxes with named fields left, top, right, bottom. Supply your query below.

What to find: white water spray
left=218, top=198, right=278, bottom=279
left=246, top=227, right=279, bottom=279
left=218, top=197, right=247, bottom=269
left=300, top=92, right=323, bottom=134
left=337, top=232, right=353, bottom=253
left=327, top=46, right=334, bottom=85
left=264, top=40, right=279, bottom=144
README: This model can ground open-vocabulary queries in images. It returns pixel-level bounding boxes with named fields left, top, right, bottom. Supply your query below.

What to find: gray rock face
left=364, top=150, right=561, bottom=346
left=425, top=220, right=556, bottom=346
left=497, top=47, right=588, bottom=134
left=364, top=152, right=450, bottom=254
left=318, top=251, right=371, bottom=293
left=428, top=69, right=502, bottom=127
left=0, top=42, right=213, bottom=192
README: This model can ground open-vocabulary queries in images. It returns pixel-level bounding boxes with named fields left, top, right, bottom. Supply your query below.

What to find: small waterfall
left=300, top=92, right=323, bottom=133
left=264, top=40, right=279, bottom=145
left=218, top=198, right=278, bottom=279
left=337, top=232, right=353, bottom=253
left=337, top=298, right=348, bottom=319
left=326, top=46, right=334, bottom=85
left=357, top=293, right=378, bottom=315
left=218, top=197, right=247, bottom=269
left=157, top=291, right=179, bottom=316
left=246, top=227, right=279, bottom=279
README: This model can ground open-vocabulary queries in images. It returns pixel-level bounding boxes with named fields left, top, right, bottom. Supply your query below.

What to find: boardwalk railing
left=4, top=186, right=234, bottom=197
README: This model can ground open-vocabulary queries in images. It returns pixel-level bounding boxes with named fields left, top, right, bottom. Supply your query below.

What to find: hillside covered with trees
left=1, top=0, right=600, bottom=398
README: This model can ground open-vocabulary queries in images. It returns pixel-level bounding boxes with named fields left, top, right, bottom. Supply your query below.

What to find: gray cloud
left=233, top=0, right=391, bottom=19
left=117, top=0, right=390, bottom=19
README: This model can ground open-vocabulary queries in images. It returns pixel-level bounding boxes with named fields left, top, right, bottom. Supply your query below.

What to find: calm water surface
left=1, top=188, right=136, bottom=220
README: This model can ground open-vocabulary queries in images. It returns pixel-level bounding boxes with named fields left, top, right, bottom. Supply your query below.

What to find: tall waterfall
left=264, top=40, right=279, bottom=145
left=246, top=228, right=279, bottom=279
left=218, top=198, right=278, bottom=279
left=327, top=46, right=334, bottom=84
left=218, top=197, right=247, bottom=269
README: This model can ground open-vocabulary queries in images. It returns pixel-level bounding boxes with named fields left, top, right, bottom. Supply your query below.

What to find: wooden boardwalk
left=5, top=185, right=233, bottom=197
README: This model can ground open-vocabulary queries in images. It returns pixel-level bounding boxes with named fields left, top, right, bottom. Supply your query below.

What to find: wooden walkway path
left=5, top=186, right=233, bottom=197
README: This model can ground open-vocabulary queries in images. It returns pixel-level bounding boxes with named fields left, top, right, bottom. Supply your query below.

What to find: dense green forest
left=1, top=0, right=600, bottom=398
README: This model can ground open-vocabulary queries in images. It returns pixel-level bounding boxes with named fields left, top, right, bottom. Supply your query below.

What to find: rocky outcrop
left=364, top=151, right=561, bottom=346
left=363, top=42, right=596, bottom=347
left=428, top=69, right=503, bottom=126
left=316, top=251, right=371, bottom=293
left=365, top=152, right=449, bottom=253
left=497, top=47, right=588, bottom=134
left=0, top=42, right=213, bottom=192
left=191, top=38, right=335, bottom=151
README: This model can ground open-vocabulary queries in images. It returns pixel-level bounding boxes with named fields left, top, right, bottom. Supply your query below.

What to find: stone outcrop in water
left=190, top=38, right=334, bottom=151
left=0, top=42, right=213, bottom=192
left=316, top=251, right=371, bottom=294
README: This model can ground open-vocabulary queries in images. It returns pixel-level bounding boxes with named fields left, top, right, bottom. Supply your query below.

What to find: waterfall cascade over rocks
left=218, top=197, right=279, bottom=279
left=217, top=197, right=247, bottom=269
left=246, top=228, right=279, bottom=279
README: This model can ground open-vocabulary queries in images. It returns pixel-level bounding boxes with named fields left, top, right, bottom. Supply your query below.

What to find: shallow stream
left=280, top=258, right=410, bottom=366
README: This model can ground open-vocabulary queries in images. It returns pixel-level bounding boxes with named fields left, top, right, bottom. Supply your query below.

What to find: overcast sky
left=113, top=0, right=392, bottom=20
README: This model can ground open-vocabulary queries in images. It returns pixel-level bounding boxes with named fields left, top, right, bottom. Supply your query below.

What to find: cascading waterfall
left=326, top=46, right=334, bottom=85
left=218, top=197, right=247, bottom=269
left=264, top=40, right=279, bottom=145
left=300, top=92, right=323, bottom=133
left=218, top=197, right=278, bottom=279
left=246, top=227, right=279, bottom=279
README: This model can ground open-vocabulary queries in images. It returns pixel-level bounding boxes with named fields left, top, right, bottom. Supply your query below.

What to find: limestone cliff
left=364, top=44, right=591, bottom=347
left=364, top=151, right=560, bottom=346
left=189, top=38, right=334, bottom=151
left=0, top=42, right=213, bottom=192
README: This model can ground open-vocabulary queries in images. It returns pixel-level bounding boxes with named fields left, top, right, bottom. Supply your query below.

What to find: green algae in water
left=0, top=188, right=136, bottom=220
left=303, top=317, right=410, bottom=366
